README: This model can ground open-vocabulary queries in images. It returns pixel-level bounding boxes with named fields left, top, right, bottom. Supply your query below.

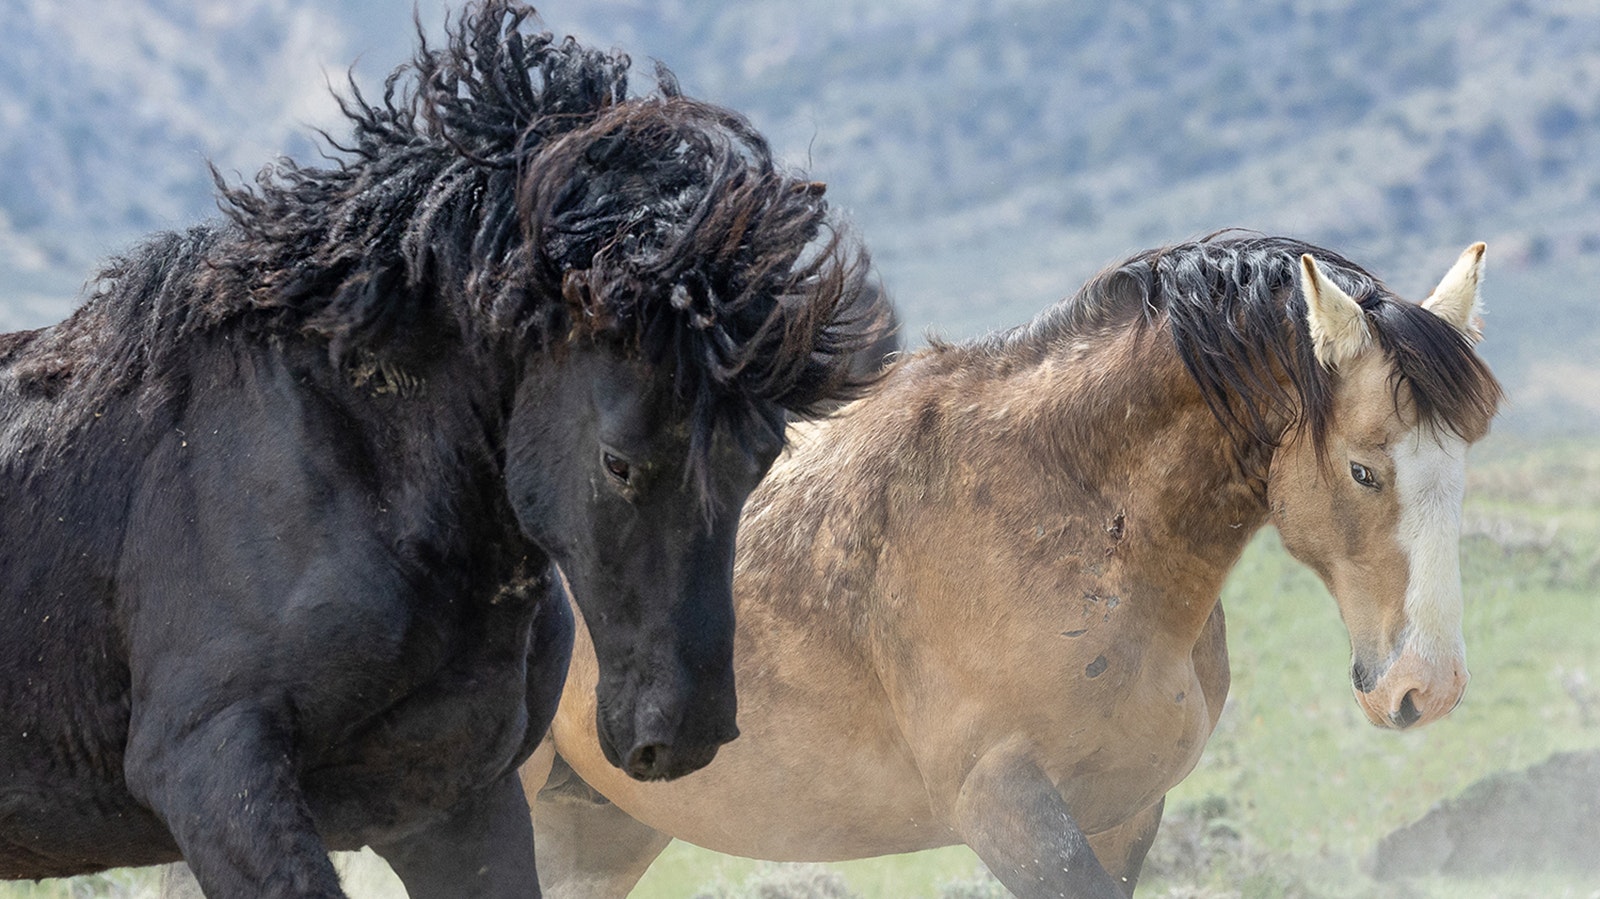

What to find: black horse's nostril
left=626, top=743, right=668, bottom=780
left=1393, top=691, right=1421, bottom=729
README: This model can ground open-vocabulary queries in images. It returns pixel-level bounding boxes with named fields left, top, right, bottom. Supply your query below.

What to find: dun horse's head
left=1268, top=245, right=1500, bottom=730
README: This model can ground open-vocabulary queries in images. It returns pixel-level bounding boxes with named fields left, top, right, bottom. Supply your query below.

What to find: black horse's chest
left=296, top=587, right=549, bottom=845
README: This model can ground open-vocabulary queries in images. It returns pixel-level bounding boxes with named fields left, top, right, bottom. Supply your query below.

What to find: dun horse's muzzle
left=1352, top=648, right=1469, bottom=730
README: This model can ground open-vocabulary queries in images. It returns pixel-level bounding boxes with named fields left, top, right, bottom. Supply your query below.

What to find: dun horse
left=534, top=236, right=1502, bottom=898
left=0, top=3, right=883, bottom=896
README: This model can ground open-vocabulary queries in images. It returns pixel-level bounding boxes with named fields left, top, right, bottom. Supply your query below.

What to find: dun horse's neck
left=900, top=323, right=1272, bottom=639
left=743, top=322, right=1281, bottom=647
left=1025, top=325, right=1274, bottom=600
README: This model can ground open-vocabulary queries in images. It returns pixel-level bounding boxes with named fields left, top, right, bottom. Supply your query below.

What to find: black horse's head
left=188, top=2, right=884, bottom=780
left=408, top=4, right=881, bottom=778
left=502, top=350, right=780, bottom=779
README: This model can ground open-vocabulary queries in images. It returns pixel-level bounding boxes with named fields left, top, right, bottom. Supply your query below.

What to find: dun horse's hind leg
left=1086, top=798, right=1164, bottom=895
left=374, top=769, right=540, bottom=898
left=952, top=746, right=1126, bottom=899
left=529, top=751, right=672, bottom=899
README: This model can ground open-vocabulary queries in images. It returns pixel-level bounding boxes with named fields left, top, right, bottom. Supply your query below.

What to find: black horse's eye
left=1349, top=461, right=1379, bottom=489
left=602, top=452, right=632, bottom=485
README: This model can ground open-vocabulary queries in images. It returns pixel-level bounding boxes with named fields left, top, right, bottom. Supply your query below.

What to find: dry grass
left=691, top=863, right=862, bottom=899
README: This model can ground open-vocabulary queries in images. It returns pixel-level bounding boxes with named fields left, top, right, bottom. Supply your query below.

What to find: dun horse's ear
left=1422, top=242, right=1486, bottom=342
left=1301, top=254, right=1369, bottom=369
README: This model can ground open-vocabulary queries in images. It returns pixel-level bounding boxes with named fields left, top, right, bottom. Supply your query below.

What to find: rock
left=1371, top=749, right=1600, bottom=879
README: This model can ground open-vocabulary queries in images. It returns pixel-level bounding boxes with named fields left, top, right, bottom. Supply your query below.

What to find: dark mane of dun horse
left=536, top=234, right=1503, bottom=899
left=952, top=234, right=1498, bottom=470
left=0, top=2, right=883, bottom=897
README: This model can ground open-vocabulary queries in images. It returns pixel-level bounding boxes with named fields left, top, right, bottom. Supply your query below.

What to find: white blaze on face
left=1393, top=428, right=1470, bottom=671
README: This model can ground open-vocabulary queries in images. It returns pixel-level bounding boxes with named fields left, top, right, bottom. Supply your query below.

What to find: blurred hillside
left=2, top=0, right=1596, bottom=433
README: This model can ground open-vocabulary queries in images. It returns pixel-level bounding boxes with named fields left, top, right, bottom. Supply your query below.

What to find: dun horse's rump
left=0, top=3, right=884, bottom=896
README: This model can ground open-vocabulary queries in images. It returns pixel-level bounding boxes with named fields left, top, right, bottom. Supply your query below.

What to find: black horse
left=0, top=3, right=883, bottom=896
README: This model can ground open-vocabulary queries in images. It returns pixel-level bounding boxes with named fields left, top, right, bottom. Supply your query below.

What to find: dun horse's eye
left=602, top=452, right=632, bottom=485
left=1349, top=461, right=1379, bottom=489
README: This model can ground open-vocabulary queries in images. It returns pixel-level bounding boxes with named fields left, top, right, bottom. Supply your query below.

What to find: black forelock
left=216, top=0, right=886, bottom=441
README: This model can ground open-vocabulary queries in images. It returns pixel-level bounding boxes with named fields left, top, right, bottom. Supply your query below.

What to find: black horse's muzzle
left=594, top=663, right=740, bottom=780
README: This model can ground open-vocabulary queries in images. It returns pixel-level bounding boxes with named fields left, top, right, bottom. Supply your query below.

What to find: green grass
left=633, top=847, right=990, bottom=899
left=6, top=435, right=1596, bottom=897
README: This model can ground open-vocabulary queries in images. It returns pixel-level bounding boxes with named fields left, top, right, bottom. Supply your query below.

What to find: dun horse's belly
left=553, top=661, right=952, bottom=859
left=553, top=604, right=1225, bottom=860
left=570, top=723, right=951, bottom=861
left=559, top=662, right=1214, bottom=860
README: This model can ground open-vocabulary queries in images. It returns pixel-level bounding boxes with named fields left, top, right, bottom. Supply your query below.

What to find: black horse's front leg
left=952, top=746, right=1128, bottom=899
left=369, top=572, right=571, bottom=899
left=125, top=702, right=345, bottom=898
left=375, top=769, right=541, bottom=898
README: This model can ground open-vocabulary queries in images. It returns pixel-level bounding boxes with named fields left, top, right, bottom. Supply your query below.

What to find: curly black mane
left=966, top=234, right=1501, bottom=458
left=16, top=1, right=879, bottom=479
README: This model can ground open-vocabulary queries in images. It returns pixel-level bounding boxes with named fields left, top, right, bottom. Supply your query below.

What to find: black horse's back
left=0, top=314, right=163, bottom=873
left=0, top=1, right=886, bottom=895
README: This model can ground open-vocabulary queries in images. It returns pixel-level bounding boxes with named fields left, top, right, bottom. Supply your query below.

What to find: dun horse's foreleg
left=1086, top=798, right=1164, bottom=895
left=952, top=747, right=1126, bottom=899
left=124, top=702, right=345, bottom=898
left=373, top=769, right=540, bottom=898
left=527, top=751, right=672, bottom=899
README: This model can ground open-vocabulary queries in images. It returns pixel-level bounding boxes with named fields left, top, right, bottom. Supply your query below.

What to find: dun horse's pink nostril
left=1394, top=690, right=1422, bottom=728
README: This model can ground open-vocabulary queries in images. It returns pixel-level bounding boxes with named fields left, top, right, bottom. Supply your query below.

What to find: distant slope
left=1, top=0, right=1594, bottom=432
left=555, top=1, right=1600, bottom=319
left=549, top=0, right=1600, bottom=435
